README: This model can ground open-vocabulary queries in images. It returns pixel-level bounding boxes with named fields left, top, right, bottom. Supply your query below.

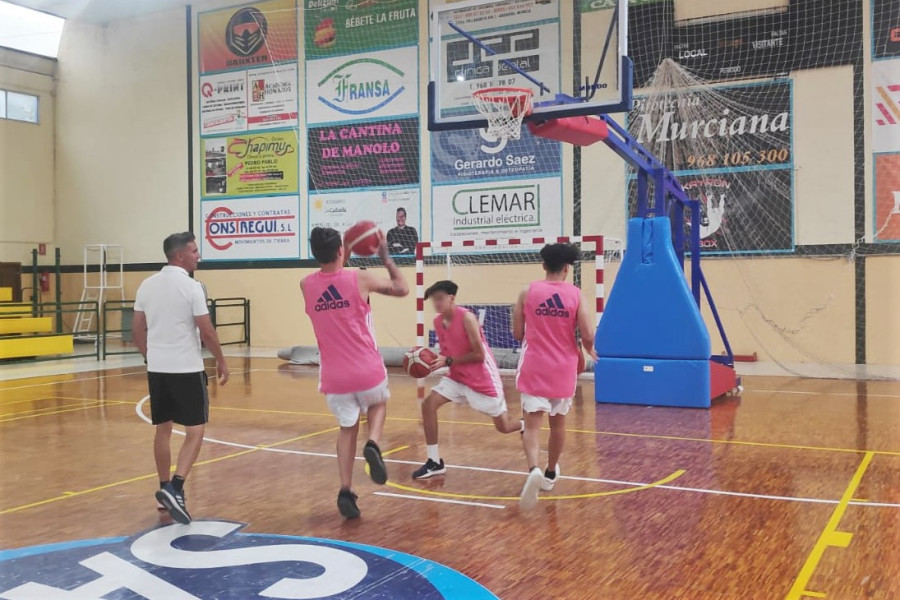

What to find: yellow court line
left=0, top=401, right=105, bottom=418
left=0, top=425, right=341, bottom=516
left=381, top=445, right=410, bottom=457
left=0, top=402, right=131, bottom=423
left=384, top=469, right=686, bottom=502
left=785, top=451, right=875, bottom=600
left=802, top=592, right=826, bottom=598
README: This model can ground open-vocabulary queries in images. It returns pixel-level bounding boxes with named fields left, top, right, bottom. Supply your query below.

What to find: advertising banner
left=201, top=196, right=300, bottom=260
left=202, top=132, right=299, bottom=197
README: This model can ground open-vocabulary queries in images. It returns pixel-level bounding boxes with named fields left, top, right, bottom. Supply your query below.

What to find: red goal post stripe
left=415, top=236, right=605, bottom=348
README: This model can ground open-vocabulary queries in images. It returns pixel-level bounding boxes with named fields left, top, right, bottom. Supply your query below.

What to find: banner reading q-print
left=201, top=196, right=300, bottom=261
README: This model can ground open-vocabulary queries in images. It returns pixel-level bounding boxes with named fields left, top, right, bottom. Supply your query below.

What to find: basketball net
left=472, top=87, right=534, bottom=140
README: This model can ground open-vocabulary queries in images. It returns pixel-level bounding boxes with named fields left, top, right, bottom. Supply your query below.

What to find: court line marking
left=157, top=402, right=900, bottom=458
left=374, top=491, right=505, bottom=510
left=751, top=388, right=900, bottom=399
left=383, top=470, right=686, bottom=502
left=134, top=398, right=900, bottom=510
left=0, top=401, right=106, bottom=418
left=381, top=445, right=410, bottom=457
left=785, top=451, right=875, bottom=600
left=0, top=402, right=131, bottom=423
left=0, top=424, right=340, bottom=516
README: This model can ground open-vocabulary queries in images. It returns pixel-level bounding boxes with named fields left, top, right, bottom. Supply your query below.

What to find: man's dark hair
left=424, top=280, right=458, bottom=299
left=396, top=207, right=407, bottom=216
left=163, top=232, right=196, bottom=260
left=310, top=227, right=342, bottom=264
left=540, top=243, right=579, bottom=274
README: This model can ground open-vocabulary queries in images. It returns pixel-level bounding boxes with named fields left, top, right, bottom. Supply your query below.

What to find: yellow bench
left=0, top=288, right=11, bottom=302
left=0, top=303, right=32, bottom=315
left=0, top=334, right=74, bottom=360
left=0, top=317, right=53, bottom=335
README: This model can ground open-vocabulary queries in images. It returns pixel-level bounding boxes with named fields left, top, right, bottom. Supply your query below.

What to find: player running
left=412, top=280, right=523, bottom=480
left=301, top=226, right=409, bottom=518
left=513, top=243, right=596, bottom=510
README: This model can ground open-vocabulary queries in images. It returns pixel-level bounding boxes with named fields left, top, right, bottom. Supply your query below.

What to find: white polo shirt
left=134, top=265, right=209, bottom=373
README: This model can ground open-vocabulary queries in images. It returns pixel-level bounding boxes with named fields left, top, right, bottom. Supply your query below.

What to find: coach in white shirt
left=132, top=232, right=229, bottom=524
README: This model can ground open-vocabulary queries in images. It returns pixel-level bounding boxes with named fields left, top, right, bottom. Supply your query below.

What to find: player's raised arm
left=512, top=288, right=528, bottom=342
left=576, top=295, right=597, bottom=360
left=359, top=231, right=409, bottom=298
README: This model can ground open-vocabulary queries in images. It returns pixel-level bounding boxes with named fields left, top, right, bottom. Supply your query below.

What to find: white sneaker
left=541, top=464, right=560, bottom=491
left=519, top=467, right=543, bottom=511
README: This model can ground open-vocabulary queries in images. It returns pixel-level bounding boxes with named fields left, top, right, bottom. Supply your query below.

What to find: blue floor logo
left=0, top=520, right=498, bottom=599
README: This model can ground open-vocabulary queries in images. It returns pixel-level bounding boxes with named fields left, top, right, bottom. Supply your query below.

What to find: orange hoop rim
left=472, top=87, right=534, bottom=106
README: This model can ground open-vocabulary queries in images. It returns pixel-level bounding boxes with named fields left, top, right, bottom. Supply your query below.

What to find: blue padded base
left=595, top=357, right=711, bottom=408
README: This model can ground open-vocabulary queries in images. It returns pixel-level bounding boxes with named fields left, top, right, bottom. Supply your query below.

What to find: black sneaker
left=337, top=489, right=360, bottom=519
left=156, top=483, right=191, bottom=524
left=364, top=440, right=388, bottom=485
left=412, top=458, right=446, bottom=480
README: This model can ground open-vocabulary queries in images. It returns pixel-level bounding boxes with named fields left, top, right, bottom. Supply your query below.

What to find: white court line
left=134, top=397, right=900, bottom=509
left=374, top=491, right=505, bottom=510
left=749, top=388, right=900, bottom=399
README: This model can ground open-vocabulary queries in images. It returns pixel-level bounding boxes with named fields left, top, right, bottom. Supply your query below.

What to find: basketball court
left=0, top=0, right=899, bottom=598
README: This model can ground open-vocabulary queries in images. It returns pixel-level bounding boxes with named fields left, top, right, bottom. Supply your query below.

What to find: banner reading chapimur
left=202, top=131, right=299, bottom=198
left=309, top=188, right=422, bottom=254
left=304, top=0, right=418, bottom=58
left=199, top=0, right=298, bottom=74
left=201, top=196, right=300, bottom=260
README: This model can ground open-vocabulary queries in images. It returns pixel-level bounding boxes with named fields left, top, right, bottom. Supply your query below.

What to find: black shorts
left=148, top=371, right=209, bottom=426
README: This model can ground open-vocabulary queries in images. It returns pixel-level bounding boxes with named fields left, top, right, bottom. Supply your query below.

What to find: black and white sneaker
left=364, top=440, right=388, bottom=485
left=337, top=489, right=360, bottom=519
left=411, top=458, right=446, bottom=480
left=156, top=483, right=191, bottom=524
left=541, top=464, right=560, bottom=491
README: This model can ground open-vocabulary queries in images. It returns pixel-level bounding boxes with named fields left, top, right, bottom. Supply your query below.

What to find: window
left=0, top=89, right=39, bottom=123
left=6, top=91, right=38, bottom=122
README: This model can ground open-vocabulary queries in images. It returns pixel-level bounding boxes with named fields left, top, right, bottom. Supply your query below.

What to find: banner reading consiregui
left=202, top=131, right=299, bottom=198
left=201, top=196, right=300, bottom=261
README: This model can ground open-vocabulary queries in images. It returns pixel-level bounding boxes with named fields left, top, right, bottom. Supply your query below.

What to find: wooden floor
left=0, top=357, right=898, bottom=599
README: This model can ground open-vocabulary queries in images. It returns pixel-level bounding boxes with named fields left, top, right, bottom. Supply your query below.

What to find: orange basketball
left=403, top=346, right=438, bottom=379
left=344, top=220, right=381, bottom=256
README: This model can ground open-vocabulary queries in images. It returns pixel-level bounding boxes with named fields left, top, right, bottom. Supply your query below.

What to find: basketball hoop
left=472, top=87, right=534, bottom=140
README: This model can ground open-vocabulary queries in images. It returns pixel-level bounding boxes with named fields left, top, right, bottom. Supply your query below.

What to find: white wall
left=0, top=49, right=56, bottom=265
left=54, top=9, right=190, bottom=264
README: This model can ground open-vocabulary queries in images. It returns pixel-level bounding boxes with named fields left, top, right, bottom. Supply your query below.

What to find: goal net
left=415, top=236, right=622, bottom=369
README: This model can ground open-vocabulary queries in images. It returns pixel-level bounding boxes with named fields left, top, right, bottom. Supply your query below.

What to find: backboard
left=428, top=0, right=631, bottom=132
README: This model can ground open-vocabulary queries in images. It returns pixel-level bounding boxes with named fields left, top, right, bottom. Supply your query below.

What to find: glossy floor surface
left=0, top=358, right=898, bottom=599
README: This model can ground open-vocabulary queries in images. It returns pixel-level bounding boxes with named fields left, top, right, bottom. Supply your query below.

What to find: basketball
left=403, top=346, right=438, bottom=379
left=344, top=220, right=381, bottom=256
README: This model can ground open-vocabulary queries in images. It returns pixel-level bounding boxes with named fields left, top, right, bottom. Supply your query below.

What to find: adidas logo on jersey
left=535, top=293, right=570, bottom=317
left=315, top=285, right=351, bottom=311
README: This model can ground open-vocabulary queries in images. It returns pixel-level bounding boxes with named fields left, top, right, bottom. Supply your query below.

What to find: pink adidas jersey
left=302, top=269, right=386, bottom=394
left=516, top=280, right=582, bottom=399
left=435, top=306, right=504, bottom=398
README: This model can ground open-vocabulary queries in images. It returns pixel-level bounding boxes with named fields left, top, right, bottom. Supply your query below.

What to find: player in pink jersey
left=513, top=243, right=597, bottom=510
left=301, top=226, right=408, bottom=518
left=412, top=280, right=524, bottom=480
